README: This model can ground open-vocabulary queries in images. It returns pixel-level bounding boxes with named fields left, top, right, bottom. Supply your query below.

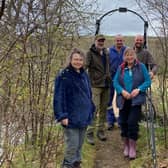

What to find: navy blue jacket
left=109, top=45, right=126, bottom=79
left=53, top=65, right=95, bottom=128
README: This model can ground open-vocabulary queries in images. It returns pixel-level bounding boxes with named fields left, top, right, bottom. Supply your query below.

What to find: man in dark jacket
left=85, top=34, right=111, bottom=145
left=134, top=35, right=157, bottom=78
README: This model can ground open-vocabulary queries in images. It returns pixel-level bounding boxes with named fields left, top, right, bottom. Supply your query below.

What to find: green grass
left=82, top=140, right=96, bottom=168
left=1, top=124, right=64, bottom=168
left=130, top=124, right=167, bottom=168
left=6, top=125, right=95, bottom=168
left=2, top=122, right=166, bottom=168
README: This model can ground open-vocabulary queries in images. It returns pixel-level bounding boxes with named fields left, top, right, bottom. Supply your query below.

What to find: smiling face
left=115, top=35, right=124, bottom=50
left=70, top=53, right=84, bottom=71
left=95, top=38, right=105, bottom=50
left=134, top=35, right=144, bottom=48
left=124, top=48, right=136, bottom=66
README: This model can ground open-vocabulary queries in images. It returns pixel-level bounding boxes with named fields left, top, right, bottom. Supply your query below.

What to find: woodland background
left=0, top=0, right=167, bottom=167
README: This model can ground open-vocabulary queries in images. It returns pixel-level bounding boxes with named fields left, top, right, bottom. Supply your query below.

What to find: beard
left=135, top=43, right=143, bottom=49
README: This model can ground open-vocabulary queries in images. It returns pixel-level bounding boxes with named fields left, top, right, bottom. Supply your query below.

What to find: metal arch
left=95, top=7, right=157, bottom=168
left=95, top=7, right=148, bottom=48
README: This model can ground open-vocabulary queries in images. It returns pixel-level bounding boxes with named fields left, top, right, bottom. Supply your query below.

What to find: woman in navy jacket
left=53, top=48, right=95, bottom=168
left=113, top=48, right=151, bottom=160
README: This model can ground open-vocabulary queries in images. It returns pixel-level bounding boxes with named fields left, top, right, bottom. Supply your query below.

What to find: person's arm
left=146, top=50, right=158, bottom=76
left=114, top=67, right=131, bottom=99
left=113, top=68, right=123, bottom=94
left=131, top=63, right=151, bottom=98
left=53, top=75, right=68, bottom=123
left=85, top=51, right=92, bottom=70
left=138, top=63, right=151, bottom=92
left=85, top=73, right=95, bottom=114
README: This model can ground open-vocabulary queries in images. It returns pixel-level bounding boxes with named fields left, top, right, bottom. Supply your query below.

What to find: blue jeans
left=62, top=127, right=86, bottom=167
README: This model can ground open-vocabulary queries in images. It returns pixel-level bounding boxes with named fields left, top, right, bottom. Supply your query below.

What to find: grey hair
left=66, top=48, right=86, bottom=67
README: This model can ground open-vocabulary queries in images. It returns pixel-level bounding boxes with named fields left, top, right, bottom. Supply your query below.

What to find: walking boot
left=62, top=160, right=73, bottom=168
left=86, top=132, right=95, bottom=145
left=62, top=166, right=73, bottom=168
left=123, top=138, right=129, bottom=157
left=73, top=161, right=81, bottom=168
left=62, top=164, right=73, bottom=168
left=107, top=123, right=114, bottom=131
left=129, top=139, right=136, bottom=160
left=97, top=130, right=107, bottom=141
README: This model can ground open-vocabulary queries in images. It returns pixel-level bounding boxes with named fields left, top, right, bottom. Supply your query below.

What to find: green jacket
left=86, top=44, right=111, bottom=88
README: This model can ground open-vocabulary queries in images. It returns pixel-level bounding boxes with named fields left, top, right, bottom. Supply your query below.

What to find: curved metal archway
left=95, top=7, right=157, bottom=168
left=95, top=7, right=148, bottom=48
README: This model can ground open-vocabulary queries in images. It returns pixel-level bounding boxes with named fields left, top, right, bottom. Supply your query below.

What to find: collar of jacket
left=111, top=45, right=126, bottom=53
left=121, top=59, right=140, bottom=70
left=90, top=44, right=106, bottom=55
left=134, top=45, right=143, bottom=53
left=120, top=59, right=140, bottom=79
left=67, top=64, right=84, bottom=76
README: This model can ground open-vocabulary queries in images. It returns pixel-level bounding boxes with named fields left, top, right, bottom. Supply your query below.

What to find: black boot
left=86, top=132, right=95, bottom=145
left=97, top=130, right=107, bottom=141
left=62, top=164, right=73, bottom=168
left=73, top=161, right=81, bottom=168
left=107, top=123, right=114, bottom=131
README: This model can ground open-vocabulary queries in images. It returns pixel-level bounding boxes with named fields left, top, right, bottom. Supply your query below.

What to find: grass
left=1, top=122, right=167, bottom=168
left=130, top=124, right=168, bottom=168
left=4, top=124, right=95, bottom=168
left=82, top=140, right=96, bottom=168
left=130, top=125, right=152, bottom=168
left=1, top=124, right=64, bottom=168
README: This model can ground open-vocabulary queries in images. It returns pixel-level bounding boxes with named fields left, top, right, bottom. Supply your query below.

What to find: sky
left=96, top=0, right=155, bottom=36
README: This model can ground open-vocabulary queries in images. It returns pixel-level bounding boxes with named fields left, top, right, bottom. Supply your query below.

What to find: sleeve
left=85, top=51, right=92, bottom=70
left=85, top=73, right=95, bottom=113
left=113, top=67, right=124, bottom=94
left=146, top=50, right=158, bottom=74
left=138, top=63, right=151, bottom=92
left=53, top=75, right=68, bottom=122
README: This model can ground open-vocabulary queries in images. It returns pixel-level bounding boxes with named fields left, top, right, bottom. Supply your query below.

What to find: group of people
left=53, top=34, right=157, bottom=168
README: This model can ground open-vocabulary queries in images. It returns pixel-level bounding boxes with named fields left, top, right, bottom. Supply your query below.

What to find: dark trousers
left=119, top=100, right=141, bottom=141
left=107, top=85, right=116, bottom=124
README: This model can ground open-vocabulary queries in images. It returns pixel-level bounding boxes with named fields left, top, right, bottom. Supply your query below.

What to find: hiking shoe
left=73, top=161, right=81, bottom=168
left=86, top=132, right=95, bottom=145
left=62, top=165, right=73, bottom=168
left=97, top=130, right=107, bottom=141
left=107, top=124, right=114, bottom=131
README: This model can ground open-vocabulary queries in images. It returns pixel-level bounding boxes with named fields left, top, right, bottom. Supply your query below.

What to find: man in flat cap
left=85, top=34, right=111, bottom=145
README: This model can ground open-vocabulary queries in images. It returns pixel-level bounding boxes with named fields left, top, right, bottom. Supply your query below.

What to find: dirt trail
left=93, top=128, right=130, bottom=168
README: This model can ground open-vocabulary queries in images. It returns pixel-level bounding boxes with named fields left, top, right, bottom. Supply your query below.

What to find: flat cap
left=95, top=34, right=106, bottom=41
